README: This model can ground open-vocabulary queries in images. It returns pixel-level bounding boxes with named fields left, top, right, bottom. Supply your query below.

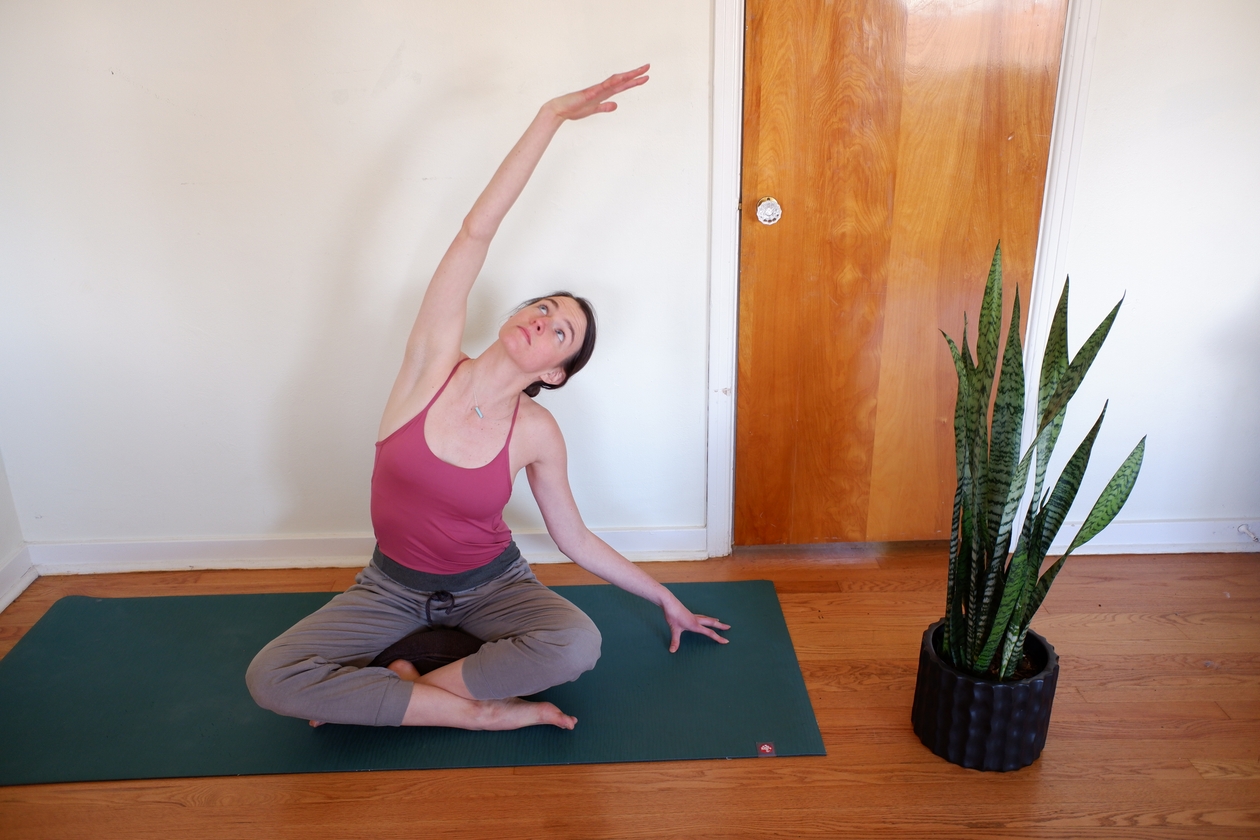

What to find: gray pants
left=245, top=545, right=602, bottom=726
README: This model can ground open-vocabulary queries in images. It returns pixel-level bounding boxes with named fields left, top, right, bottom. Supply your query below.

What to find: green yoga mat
left=0, top=581, right=822, bottom=785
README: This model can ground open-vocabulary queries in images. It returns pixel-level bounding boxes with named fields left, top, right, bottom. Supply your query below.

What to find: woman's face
left=500, top=295, right=588, bottom=382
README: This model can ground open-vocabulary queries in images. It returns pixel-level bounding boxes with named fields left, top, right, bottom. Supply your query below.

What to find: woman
left=247, top=66, right=728, bottom=732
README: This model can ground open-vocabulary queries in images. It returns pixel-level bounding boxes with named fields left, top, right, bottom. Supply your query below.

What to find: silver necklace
left=470, top=370, right=515, bottom=421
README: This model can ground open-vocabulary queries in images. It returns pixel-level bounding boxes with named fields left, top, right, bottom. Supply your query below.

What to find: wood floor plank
left=1, top=551, right=1258, bottom=839
left=1215, top=700, right=1260, bottom=720
left=1074, top=685, right=1260, bottom=705
left=1050, top=700, right=1231, bottom=722
left=1191, top=759, right=1260, bottom=780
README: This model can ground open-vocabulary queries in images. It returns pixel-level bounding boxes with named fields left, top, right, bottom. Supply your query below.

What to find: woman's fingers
left=605, top=64, right=650, bottom=94
left=552, top=65, right=650, bottom=120
left=690, top=616, right=729, bottom=645
left=666, top=611, right=731, bottom=652
left=696, top=625, right=729, bottom=644
left=695, top=615, right=731, bottom=631
left=592, top=65, right=649, bottom=99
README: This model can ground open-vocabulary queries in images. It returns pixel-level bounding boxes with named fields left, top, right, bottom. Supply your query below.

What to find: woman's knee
left=245, top=648, right=277, bottom=709
left=245, top=645, right=298, bottom=714
left=537, top=618, right=602, bottom=681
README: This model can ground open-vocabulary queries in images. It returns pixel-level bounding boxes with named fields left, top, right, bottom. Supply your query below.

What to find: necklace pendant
left=474, top=406, right=484, bottom=419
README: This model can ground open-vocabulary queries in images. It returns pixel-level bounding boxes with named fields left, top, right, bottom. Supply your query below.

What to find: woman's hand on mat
left=662, top=597, right=730, bottom=653
left=546, top=65, right=649, bottom=122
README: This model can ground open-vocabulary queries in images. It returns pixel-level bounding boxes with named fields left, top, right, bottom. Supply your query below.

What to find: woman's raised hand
left=547, top=64, right=650, bottom=122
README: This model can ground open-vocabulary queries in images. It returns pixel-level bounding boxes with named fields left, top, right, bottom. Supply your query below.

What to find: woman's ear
left=541, top=366, right=566, bottom=386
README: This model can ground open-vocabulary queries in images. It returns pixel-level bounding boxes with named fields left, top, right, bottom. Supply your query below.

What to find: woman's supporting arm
left=526, top=416, right=730, bottom=652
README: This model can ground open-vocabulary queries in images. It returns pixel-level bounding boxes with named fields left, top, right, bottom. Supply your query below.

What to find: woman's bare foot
left=395, top=666, right=576, bottom=730
left=387, top=659, right=422, bottom=682
left=476, top=697, right=576, bottom=731
left=308, top=691, right=573, bottom=730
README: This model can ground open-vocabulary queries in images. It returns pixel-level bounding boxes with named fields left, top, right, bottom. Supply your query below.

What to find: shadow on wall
left=1205, top=277, right=1260, bottom=513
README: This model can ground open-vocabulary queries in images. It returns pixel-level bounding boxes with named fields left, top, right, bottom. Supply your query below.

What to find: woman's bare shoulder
left=515, top=395, right=563, bottom=439
left=509, top=395, right=567, bottom=473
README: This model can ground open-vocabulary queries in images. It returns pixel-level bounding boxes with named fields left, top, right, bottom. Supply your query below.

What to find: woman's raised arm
left=385, top=66, right=650, bottom=406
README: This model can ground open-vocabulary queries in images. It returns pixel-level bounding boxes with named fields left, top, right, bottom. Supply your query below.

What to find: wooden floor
left=1, top=546, right=1257, bottom=839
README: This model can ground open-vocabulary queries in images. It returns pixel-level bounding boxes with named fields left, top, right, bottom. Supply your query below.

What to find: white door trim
left=1023, top=0, right=1104, bottom=433
left=704, top=0, right=746, bottom=557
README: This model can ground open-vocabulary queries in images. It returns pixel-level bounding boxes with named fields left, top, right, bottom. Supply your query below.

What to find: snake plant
left=942, top=244, right=1145, bottom=679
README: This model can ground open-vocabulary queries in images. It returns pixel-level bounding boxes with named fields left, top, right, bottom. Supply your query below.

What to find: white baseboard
left=28, top=536, right=379, bottom=575
left=26, top=527, right=710, bottom=576
left=0, top=546, right=37, bottom=613
left=514, top=528, right=708, bottom=564
left=17, top=517, right=1252, bottom=582
left=1049, top=517, right=1260, bottom=555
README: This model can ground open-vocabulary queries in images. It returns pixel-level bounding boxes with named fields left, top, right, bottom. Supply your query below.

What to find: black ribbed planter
left=911, top=619, right=1059, bottom=771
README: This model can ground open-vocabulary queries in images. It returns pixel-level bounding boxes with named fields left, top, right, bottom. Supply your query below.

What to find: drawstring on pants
left=425, top=591, right=454, bottom=625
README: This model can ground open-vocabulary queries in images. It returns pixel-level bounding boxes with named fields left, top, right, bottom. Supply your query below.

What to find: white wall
left=0, top=1, right=713, bottom=564
left=1047, top=0, right=1260, bottom=552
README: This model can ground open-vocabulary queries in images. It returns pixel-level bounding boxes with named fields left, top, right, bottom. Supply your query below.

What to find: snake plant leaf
left=944, top=394, right=968, bottom=665
left=994, top=483, right=1056, bottom=677
left=1027, top=555, right=1067, bottom=629
left=944, top=333, right=972, bottom=497
left=975, top=516, right=1038, bottom=672
left=985, top=288, right=1024, bottom=554
left=1038, top=403, right=1108, bottom=552
left=965, top=402, right=990, bottom=595
left=1033, top=404, right=1067, bottom=504
left=944, top=481, right=966, bottom=659
left=974, top=549, right=1024, bottom=671
left=974, top=503, right=1038, bottom=671
left=1024, top=437, right=1147, bottom=622
left=945, top=330, right=977, bottom=492
left=975, top=295, right=1024, bottom=664
left=950, top=497, right=975, bottom=665
left=967, top=494, right=990, bottom=659
left=948, top=324, right=991, bottom=649
left=1002, top=620, right=1035, bottom=680
left=965, top=503, right=983, bottom=659
left=1038, top=278, right=1071, bottom=422
left=995, top=447, right=1033, bottom=566
left=959, top=321, right=991, bottom=515
left=1036, top=296, right=1123, bottom=437
left=1027, top=278, right=1068, bottom=502
left=998, top=559, right=1038, bottom=678
left=975, top=243, right=1004, bottom=411
left=1065, top=436, right=1147, bottom=555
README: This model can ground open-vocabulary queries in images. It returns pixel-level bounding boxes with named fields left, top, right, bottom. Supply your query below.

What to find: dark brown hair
left=517, top=291, right=597, bottom=398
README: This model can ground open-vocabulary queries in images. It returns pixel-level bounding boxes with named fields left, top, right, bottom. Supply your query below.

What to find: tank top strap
left=422, top=358, right=468, bottom=416
left=503, top=394, right=523, bottom=451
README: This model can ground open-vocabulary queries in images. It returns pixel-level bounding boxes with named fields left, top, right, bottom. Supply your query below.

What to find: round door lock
left=756, top=197, right=782, bottom=225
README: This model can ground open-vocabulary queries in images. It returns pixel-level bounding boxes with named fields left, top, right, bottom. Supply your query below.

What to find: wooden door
left=735, top=0, right=1068, bottom=545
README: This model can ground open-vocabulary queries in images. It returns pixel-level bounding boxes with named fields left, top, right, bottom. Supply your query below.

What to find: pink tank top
left=371, top=360, right=519, bottom=574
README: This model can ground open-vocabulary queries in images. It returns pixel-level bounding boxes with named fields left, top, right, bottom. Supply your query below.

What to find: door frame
left=703, top=0, right=1104, bottom=556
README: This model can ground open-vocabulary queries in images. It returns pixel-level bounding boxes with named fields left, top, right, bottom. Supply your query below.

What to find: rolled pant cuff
left=376, top=673, right=416, bottom=726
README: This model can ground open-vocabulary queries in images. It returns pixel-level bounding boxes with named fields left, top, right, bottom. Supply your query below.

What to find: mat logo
left=756, top=742, right=776, bottom=757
